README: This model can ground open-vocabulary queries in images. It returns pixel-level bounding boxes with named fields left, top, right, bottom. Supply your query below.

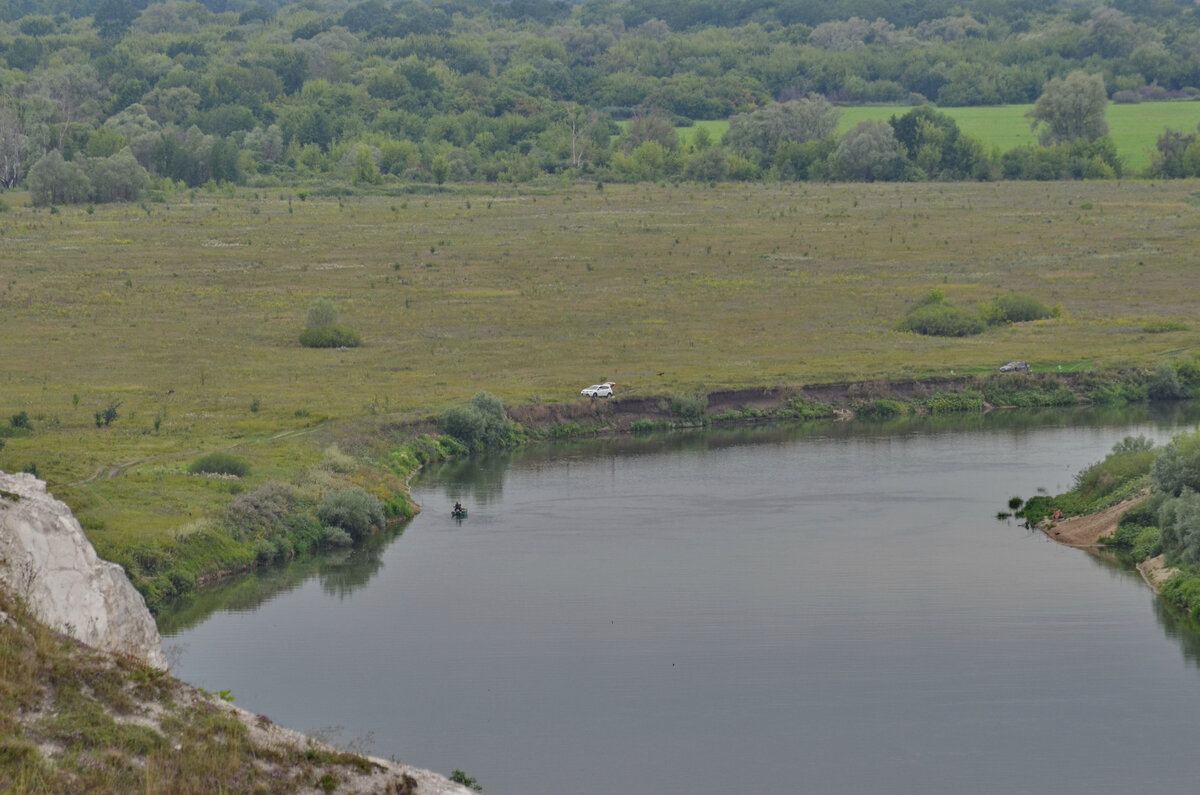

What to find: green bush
left=440, top=392, right=517, bottom=451
left=224, top=482, right=303, bottom=541
left=979, top=293, right=1055, bottom=325
left=188, top=452, right=251, bottom=477
left=981, top=378, right=1077, bottom=408
left=897, top=303, right=985, bottom=337
left=299, top=325, right=362, bottom=348
left=856, top=399, right=909, bottom=419
left=1072, top=439, right=1156, bottom=504
left=9, top=411, right=31, bottom=430
left=318, top=488, right=385, bottom=542
left=1175, top=358, right=1200, bottom=387
left=669, top=392, right=708, bottom=422
left=1160, top=571, right=1200, bottom=614
left=306, top=298, right=338, bottom=328
left=786, top=396, right=835, bottom=420
left=1147, top=361, right=1187, bottom=400
left=1143, top=320, right=1186, bottom=334
left=1159, top=490, right=1200, bottom=566
left=923, top=391, right=983, bottom=414
left=1152, top=430, right=1200, bottom=497
left=1131, top=527, right=1162, bottom=561
left=94, top=400, right=121, bottom=427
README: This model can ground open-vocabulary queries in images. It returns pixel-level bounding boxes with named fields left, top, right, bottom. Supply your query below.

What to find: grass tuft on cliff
left=0, top=586, right=425, bottom=793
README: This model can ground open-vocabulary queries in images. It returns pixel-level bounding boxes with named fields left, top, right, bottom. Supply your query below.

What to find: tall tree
left=1027, top=71, right=1109, bottom=146
left=0, top=102, right=29, bottom=188
left=724, top=96, right=840, bottom=166
left=831, top=120, right=900, bottom=181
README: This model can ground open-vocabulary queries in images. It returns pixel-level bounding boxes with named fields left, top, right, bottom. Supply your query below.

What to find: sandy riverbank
left=1038, top=494, right=1178, bottom=592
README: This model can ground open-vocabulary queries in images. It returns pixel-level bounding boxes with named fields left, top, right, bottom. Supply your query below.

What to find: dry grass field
left=2, top=180, right=1198, bottom=549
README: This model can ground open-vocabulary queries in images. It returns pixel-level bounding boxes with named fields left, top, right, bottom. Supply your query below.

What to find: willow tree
left=1027, top=71, right=1109, bottom=146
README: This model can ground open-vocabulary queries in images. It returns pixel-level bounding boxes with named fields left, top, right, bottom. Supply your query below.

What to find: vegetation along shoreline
left=127, top=361, right=1200, bottom=614
left=1013, top=401, right=1200, bottom=617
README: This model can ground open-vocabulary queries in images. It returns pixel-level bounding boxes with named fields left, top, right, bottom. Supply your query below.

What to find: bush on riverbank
left=440, top=392, right=520, bottom=451
left=924, top=392, right=984, bottom=414
left=1032, top=428, right=1200, bottom=616
left=979, top=375, right=1077, bottom=408
left=670, top=392, right=709, bottom=423
left=318, top=488, right=385, bottom=543
left=856, top=398, right=910, bottom=419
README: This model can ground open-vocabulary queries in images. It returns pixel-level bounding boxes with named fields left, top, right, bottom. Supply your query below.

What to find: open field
left=1, top=180, right=1199, bottom=554
left=684, top=101, right=1200, bottom=173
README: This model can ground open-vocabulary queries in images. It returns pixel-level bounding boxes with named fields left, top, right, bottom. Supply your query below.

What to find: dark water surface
left=163, top=408, right=1200, bottom=794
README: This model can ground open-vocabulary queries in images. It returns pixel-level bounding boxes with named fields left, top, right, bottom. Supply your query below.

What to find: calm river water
left=163, top=407, right=1200, bottom=795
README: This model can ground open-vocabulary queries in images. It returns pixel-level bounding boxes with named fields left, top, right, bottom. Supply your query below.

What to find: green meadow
left=1, top=181, right=1198, bottom=567
left=683, top=101, right=1200, bottom=173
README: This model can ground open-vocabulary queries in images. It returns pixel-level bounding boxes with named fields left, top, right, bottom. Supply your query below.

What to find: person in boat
left=454, top=501, right=464, bottom=514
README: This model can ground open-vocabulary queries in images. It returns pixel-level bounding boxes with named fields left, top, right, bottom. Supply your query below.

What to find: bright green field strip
left=837, top=105, right=1039, bottom=154
left=836, top=102, right=1200, bottom=173
left=679, top=102, right=1200, bottom=172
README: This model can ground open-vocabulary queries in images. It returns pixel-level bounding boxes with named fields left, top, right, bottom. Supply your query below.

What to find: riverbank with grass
left=2, top=181, right=1200, bottom=611
left=1020, top=426, right=1200, bottom=617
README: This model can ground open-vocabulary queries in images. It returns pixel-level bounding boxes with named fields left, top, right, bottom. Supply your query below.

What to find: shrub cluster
left=897, top=291, right=985, bottom=337
left=856, top=399, right=909, bottom=419
left=924, top=392, right=983, bottom=414
left=299, top=325, right=362, bottom=348
left=440, top=392, right=518, bottom=451
left=300, top=298, right=361, bottom=348
left=669, top=393, right=708, bottom=422
left=979, top=294, right=1056, bottom=325
left=1072, top=436, right=1157, bottom=504
left=1147, top=361, right=1188, bottom=401
left=188, top=452, right=251, bottom=477
left=318, top=488, right=385, bottom=543
left=980, top=376, right=1077, bottom=408
left=786, top=397, right=836, bottom=421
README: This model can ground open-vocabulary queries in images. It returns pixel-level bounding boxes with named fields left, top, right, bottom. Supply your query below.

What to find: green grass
left=676, top=101, right=1200, bottom=173
left=0, top=181, right=1198, bottom=583
left=837, top=102, right=1200, bottom=173
left=0, top=588, right=412, bottom=793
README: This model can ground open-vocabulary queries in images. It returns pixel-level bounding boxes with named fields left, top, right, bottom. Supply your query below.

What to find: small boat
left=452, top=508, right=467, bottom=518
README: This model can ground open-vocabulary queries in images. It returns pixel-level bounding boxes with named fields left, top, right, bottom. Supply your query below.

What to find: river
left=162, top=406, right=1200, bottom=794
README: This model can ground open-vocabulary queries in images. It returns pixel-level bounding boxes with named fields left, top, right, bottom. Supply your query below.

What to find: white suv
left=581, top=382, right=615, bottom=398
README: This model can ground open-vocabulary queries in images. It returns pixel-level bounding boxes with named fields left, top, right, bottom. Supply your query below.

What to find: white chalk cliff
left=0, top=472, right=168, bottom=670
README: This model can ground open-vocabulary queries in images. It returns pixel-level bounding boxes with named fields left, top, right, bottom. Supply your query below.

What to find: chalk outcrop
left=0, top=472, right=168, bottom=670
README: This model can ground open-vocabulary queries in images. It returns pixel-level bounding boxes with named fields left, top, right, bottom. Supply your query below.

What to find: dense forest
left=3, top=0, right=1200, bottom=201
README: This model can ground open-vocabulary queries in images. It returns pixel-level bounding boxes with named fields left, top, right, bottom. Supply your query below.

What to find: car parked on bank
left=581, top=382, right=615, bottom=398
left=999, top=361, right=1031, bottom=372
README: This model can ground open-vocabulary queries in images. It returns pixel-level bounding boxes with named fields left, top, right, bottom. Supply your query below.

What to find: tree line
left=1, top=0, right=1199, bottom=202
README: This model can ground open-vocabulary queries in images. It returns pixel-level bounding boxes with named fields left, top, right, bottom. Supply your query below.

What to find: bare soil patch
left=1039, top=495, right=1147, bottom=547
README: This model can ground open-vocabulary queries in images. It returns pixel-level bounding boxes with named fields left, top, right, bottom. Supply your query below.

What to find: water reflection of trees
left=423, top=449, right=518, bottom=506
left=158, top=523, right=406, bottom=636
left=1077, top=547, right=1200, bottom=671
left=165, top=403, right=1200, bottom=636
left=420, top=404, right=1200, bottom=500
left=1153, top=597, right=1200, bottom=669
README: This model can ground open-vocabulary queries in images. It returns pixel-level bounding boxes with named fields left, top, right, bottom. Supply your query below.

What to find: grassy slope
left=1, top=180, right=1198, bottom=564
left=0, top=588, right=450, bottom=793
left=683, top=102, right=1200, bottom=173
